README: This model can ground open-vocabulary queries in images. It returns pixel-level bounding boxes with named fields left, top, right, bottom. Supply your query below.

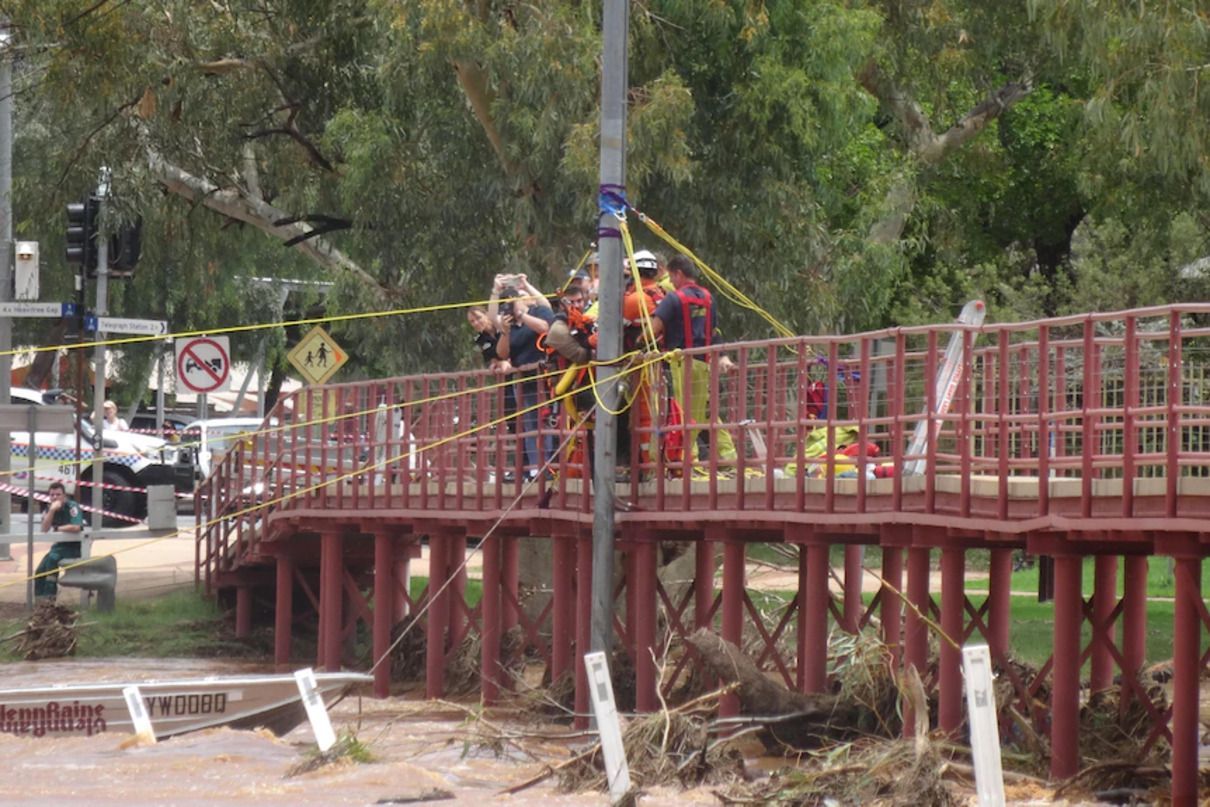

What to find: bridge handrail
left=196, top=303, right=1210, bottom=588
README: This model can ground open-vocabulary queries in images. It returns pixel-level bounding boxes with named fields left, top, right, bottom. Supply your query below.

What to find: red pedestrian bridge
left=196, top=302, right=1210, bottom=801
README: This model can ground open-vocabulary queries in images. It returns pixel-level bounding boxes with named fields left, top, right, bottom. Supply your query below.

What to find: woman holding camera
left=493, top=274, right=556, bottom=481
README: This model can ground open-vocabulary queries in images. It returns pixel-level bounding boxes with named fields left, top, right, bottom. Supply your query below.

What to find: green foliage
left=3, top=0, right=1208, bottom=387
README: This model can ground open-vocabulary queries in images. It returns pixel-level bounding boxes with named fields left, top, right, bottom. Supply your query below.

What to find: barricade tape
left=35, top=473, right=196, bottom=500
left=0, top=480, right=146, bottom=525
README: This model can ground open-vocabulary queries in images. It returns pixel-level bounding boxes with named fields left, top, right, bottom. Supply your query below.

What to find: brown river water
left=0, top=657, right=730, bottom=806
left=0, top=657, right=1158, bottom=806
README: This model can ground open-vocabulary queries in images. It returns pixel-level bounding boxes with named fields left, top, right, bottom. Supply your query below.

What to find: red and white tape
left=0, top=480, right=144, bottom=524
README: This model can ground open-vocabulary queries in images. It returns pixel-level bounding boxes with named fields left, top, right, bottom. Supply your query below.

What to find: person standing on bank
left=103, top=400, right=129, bottom=431
left=34, top=481, right=86, bottom=599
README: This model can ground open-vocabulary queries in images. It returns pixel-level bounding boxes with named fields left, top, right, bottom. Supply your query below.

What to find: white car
left=9, top=388, right=196, bottom=524
left=183, top=417, right=277, bottom=479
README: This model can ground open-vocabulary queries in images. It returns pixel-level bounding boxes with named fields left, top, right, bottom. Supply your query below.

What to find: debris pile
left=722, top=737, right=963, bottom=806
left=5, top=601, right=81, bottom=660
left=556, top=689, right=746, bottom=793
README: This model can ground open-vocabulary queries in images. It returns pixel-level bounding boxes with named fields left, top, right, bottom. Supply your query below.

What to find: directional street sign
left=287, top=326, right=348, bottom=386
left=0, top=302, right=77, bottom=318
left=94, top=316, right=169, bottom=336
left=175, top=336, right=231, bottom=394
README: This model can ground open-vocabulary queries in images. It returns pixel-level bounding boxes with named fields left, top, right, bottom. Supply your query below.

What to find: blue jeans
left=517, top=378, right=555, bottom=476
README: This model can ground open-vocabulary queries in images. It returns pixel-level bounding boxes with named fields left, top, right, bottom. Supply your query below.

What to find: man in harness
left=619, top=250, right=666, bottom=474
left=650, top=253, right=738, bottom=470
left=540, top=283, right=597, bottom=476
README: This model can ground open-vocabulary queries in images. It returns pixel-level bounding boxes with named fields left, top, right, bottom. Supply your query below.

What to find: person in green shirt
left=34, top=481, right=85, bottom=599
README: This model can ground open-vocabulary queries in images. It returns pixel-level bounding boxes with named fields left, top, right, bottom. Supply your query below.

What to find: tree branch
left=859, top=60, right=1030, bottom=164
left=148, top=151, right=397, bottom=298
left=452, top=59, right=519, bottom=177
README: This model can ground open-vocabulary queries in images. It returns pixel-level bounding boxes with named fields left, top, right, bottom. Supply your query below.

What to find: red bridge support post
left=880, top=546, right=903, bottom=670
left=425, top=535, right=451, bottom=699
left=695, top=537, right=715, bottom=630
left=373, top=532, right=397, bottom=698
left=235, top=586, right=252, bottom=639
left=551, top=535, right=576, bottom=685
left=480, top=533, right=502, bottom=705
left=842, top=545, right=863, bottom=633
left=320, top=531, right=344, bottom=672
left=574, top=533, right=592, bottom=730
left=1050, top=553, right=1083, bottom=780
left=903, top=545, right=931, bottom=737
left=633, top=538, right=658, bottom=712
left=720, top=540, right=745, bottom=717
left=1171, top=553, right=1202, bottom=806
left=987, top=548, right=1012, bottom=660
left=449, top=534, right=469, bottom=647
left=938, top=547, right=965, bottom=734
left=503, top=536, right=520, bottom=632
left=274, top=554, right=294, bottom=670
left=799, top=542, right=830, bottom=693
left=1090, top=555, right=1118, bottom=693
left=1121, top=555, right=1148, bottom=705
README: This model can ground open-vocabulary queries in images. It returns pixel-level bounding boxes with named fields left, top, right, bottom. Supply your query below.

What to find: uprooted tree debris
left=685, top=628, right=900, bottom=750
left=2, top=601, right=82, bottom=660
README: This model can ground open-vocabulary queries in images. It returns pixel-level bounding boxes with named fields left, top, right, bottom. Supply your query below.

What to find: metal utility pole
left=90, top=168, right=111, bottom=542
left=591, top=0, right=628, bottom=654
left=0, top=21, right=14, bottom=560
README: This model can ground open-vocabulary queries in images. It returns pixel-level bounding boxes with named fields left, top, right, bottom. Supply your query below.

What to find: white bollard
left=294, top=668, right=337, bottom=751
left=962, top=644, right=1006, bottom=807
left=122, top=685, right=156, bottom=745
left=584, top=651, right=631, bottom=804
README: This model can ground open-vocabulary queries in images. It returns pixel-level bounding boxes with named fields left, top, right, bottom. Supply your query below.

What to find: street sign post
left=0, top=301, right=77, bottom=318
left=90, top=316, right=168, bottom=336
left=175, top=336, right=231, bottom=394
left=286, top=326, right=348, bottom=386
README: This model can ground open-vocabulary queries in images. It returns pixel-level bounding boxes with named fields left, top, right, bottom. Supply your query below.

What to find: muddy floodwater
left=0, top=658, right=1149, bottom=806
left=0, top=657, right=736, bottom=806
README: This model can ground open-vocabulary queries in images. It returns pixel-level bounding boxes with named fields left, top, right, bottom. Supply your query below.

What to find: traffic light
left=108, top=219, right=143, bottom=276
left=65, top=196, right=98, bottom=270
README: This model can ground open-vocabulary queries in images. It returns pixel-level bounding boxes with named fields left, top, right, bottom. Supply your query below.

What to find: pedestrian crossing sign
left=287, top=326, right=349, bottom=385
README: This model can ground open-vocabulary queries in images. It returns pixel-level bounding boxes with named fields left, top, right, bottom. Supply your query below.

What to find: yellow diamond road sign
left=287, top=326, right=349, bottom=385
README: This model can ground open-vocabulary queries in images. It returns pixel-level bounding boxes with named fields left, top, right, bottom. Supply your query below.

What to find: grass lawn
left=0, top=589, right=260, bottom=662
left=964, top=555, right=1210, bottom=597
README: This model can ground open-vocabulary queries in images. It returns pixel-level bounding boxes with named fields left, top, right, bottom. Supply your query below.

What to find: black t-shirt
left=473, top=331, right=499, bottom=366
left=505, top=305, right=556, bottom=367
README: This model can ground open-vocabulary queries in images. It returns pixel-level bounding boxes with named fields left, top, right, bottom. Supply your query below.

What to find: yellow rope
left=7, top=358, right=660, bottom=590
left=4, top=296, right=518, bottom=357
left=636, top=211, right=798, bottom=340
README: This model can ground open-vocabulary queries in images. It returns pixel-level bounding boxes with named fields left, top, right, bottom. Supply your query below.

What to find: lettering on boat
left=0, top=701, right=107, bottom=737
left=144, top=692, right=229, bottom=718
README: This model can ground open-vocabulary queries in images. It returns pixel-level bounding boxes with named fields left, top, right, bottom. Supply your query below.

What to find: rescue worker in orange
left=619, top=250, right=665, bottom=474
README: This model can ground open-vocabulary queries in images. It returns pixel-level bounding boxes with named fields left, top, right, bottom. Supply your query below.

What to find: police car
left=9, top=388, right=196, bottom=524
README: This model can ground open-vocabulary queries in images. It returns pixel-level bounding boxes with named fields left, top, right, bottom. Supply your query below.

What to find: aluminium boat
left=0, top=670, right=372, bottom=740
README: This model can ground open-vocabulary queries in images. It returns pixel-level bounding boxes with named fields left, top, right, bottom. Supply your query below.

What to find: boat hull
left=0, top=672, right=372, bottom=740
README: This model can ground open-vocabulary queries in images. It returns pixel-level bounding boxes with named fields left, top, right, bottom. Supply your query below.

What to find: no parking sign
left=175, top=336, right=231, bottom=393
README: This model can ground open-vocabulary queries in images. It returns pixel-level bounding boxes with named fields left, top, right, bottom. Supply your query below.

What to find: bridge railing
left=196, top=303, right=1210, bottom=584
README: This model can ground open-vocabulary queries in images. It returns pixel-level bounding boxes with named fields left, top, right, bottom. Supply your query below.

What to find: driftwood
left=685, top=628, right=875, bottom=750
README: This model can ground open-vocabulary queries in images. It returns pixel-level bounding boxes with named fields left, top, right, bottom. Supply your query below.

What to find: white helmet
left=627, top=249, right=660, bottom=275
